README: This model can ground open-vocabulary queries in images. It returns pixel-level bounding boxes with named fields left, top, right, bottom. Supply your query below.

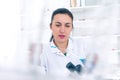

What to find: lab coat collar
left=50, top=38, right=74, bottom=56
left=67, top=38, right=74, bottom=52
left=50, top=40, right=59, bottom=54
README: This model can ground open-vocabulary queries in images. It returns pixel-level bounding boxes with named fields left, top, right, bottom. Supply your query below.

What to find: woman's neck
left=54, top=40, right=68, bottom=53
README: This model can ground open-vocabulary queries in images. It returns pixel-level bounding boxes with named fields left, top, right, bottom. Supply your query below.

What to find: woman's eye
left=56, top=25, right=61, bottom=27
left=66, top=25, right=70, bottom=27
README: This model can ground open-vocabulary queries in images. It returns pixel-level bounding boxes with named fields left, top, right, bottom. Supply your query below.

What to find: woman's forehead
left=53, top=14, right=72, bottom=19
left=52, top=14, right=72, bottom=23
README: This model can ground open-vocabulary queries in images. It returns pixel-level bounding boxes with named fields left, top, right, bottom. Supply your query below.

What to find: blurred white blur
left=0, top=0, right=120, bottom=80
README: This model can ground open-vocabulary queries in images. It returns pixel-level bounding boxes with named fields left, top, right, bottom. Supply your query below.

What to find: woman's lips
left=59, top=35, right=65, bottom=39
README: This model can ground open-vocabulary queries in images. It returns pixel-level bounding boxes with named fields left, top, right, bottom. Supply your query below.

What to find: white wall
left=0, top=0, right=20, bottom=68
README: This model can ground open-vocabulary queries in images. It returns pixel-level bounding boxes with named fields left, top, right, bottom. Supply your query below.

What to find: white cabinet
left=70, top=6, right=101, bottom=37
left=70, top=1, right=120, bottom=79
left=70, top=1, right=120, bottom=78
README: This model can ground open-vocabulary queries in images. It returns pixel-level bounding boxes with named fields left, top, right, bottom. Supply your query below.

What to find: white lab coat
left=39, top=37, right=94, bottom=77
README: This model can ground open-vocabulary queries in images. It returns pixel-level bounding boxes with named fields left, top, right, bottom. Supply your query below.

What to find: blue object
left=80, top=59, right=86, bottom=64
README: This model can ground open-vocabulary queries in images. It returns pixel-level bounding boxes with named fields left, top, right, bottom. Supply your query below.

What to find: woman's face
left=50, top=14, right=73, bottom=43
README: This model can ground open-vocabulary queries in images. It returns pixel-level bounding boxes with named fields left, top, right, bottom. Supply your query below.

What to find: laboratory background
left=0, top=0, right=120, bottom=80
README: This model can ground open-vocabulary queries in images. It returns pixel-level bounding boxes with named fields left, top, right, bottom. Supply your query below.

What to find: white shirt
left=39, top=37, right=94, bottom=77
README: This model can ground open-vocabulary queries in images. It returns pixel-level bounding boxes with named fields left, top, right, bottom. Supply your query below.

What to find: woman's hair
left=50, top=8, right=73, bottom=42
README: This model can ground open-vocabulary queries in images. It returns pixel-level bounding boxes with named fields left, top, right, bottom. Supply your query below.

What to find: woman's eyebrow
left=66, top=23, right=72, bottom=25
left=55, top=22, right=61, bottom=24
left=55, top=22, right=72, bottom=25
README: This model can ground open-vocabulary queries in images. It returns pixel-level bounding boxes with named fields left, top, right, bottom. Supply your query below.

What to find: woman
left=39, top=8, right=92, bottom=77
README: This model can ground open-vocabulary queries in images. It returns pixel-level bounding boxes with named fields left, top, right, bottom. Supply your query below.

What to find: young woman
left=39, top=8, right=94, bottom=77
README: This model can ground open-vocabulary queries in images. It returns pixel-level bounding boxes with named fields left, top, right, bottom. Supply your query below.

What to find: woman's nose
left=60, top=26, right=65, bottom=33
